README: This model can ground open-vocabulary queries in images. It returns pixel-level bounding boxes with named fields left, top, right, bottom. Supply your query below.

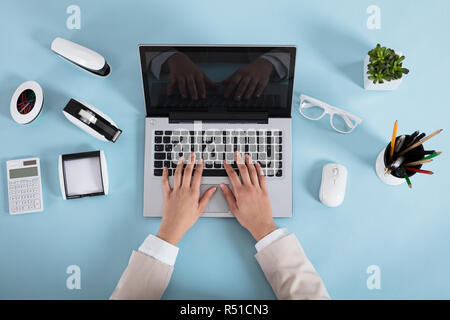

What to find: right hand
left=157, top=154, right=217, bottom=245
left=220, top=152, right=277, bottom=241
left=166, top=53, right=217, bottom=100
left=222, top=58, right=273, bottom=101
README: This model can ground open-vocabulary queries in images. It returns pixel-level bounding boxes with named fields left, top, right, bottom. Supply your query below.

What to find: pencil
left=398, top=129, right=443, bottom=156
left=404, top=167, right=434, bottom=175
left=404, top=173, right=412, bottom=188
left=389, top=120, right=398, bottom=161
left=403, top=159, right=433, bottom=166
left=420, top=151, right=441, bottom=161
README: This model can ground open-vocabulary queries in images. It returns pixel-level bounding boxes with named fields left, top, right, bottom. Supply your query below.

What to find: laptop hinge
left=169, top=112, right=268, bottom=124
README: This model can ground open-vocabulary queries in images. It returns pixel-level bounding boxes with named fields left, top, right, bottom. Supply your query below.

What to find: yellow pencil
left=399, top=129, right=443, bottom=156
left=389, top=120, right=398, bottom=161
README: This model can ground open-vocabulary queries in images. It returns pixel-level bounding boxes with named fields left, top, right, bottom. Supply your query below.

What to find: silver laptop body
left=139, top=45, right=296, bottom=218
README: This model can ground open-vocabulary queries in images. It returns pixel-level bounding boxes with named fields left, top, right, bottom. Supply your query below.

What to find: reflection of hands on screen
left=166, top=53, right=217, bottom=100
left=223, top=58, right=274, bottom=101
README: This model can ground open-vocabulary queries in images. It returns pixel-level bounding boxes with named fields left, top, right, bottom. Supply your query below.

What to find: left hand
left=223, top=58, right=273, bottom=101
left=157, top=153, right=217, bottom=245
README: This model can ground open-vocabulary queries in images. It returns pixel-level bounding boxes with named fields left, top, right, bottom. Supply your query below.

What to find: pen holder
left=375, top=135, right=424, bottom=185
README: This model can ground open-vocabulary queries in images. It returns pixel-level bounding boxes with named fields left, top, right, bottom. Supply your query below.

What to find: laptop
left=139, top=45, right=296, bottom=217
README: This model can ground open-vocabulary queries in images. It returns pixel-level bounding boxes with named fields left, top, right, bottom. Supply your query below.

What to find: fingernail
left=236, top=152, right=243, bottom=164
left=219, top=184, right=225, bottom=190
left=178, top=156, right=184, bottom=164
left=199, top=158, right=203, bottom=164
left=212, top=187, right=217, bottom=192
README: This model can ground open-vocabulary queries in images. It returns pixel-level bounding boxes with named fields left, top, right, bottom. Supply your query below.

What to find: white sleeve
left=255, top=228, right=290, bottom=252
left=138, top=234, right=179, bottom=266
left=150, top=50, right=178, bottom=79
left=260, top=54, right=288, bottom=80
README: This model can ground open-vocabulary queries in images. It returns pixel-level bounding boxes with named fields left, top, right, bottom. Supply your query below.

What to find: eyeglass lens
left=300, top=103, right=325, bottom=120
left=331, top=114, right=355, bottom=133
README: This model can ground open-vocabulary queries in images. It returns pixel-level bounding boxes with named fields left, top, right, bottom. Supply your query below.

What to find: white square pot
left=363, top=51, right=403, bottom=90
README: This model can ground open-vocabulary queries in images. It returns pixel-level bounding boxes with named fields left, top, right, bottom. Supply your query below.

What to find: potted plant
left=364, top=44, right=409, bottom=90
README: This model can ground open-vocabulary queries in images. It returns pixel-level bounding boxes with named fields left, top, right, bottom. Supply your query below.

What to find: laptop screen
left=139, top=46, right=296, bottom=119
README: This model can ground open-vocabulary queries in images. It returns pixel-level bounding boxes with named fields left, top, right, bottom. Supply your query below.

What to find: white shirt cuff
left=138, top=234, right=179, bottom=266
left=260, top=54, right=287, bottom=80
left=255, top=228, right=289, bottom=252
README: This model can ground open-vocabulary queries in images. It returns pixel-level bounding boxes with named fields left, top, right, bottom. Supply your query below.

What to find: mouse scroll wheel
left=332, top=168, right=339, bottom=175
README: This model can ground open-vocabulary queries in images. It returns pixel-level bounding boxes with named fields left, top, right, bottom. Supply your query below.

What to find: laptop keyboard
left=157, top=94, right=281, bottom=109
left=153, top=129, right=283, bottom=177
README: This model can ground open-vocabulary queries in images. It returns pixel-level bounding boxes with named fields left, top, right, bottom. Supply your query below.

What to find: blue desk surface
left=1, top=0, right=449, bottom=299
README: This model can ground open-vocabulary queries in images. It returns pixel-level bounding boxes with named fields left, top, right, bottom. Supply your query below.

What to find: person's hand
left=166, top=53, right=217, bottom=100
left=157, top=153, right=217, bottom=245
left=220, top=152, right=277, bottom=241
left=223, top=58, right=273, bottom=101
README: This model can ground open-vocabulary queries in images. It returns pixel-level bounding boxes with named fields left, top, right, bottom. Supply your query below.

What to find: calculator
left=6, top=157, right=44, bottom=215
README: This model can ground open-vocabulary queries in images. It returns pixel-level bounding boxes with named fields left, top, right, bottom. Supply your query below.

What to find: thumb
left=198, top=186, right=217, bottom=214
left=204, top=74, right=219, bottom=88
left=219, top=183, right=238, bottom=212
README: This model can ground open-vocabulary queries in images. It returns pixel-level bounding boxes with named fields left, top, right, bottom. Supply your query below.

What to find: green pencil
left=404, top=173, right=412, bottom=189
left=420, top=151, right=441, bottom=161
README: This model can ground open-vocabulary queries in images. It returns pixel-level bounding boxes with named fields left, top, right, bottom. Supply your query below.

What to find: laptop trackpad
left=201, top=184, right=230, bottom=213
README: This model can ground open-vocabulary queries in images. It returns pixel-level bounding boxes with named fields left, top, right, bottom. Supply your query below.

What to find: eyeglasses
left=299, top=94, right=362, bottom=134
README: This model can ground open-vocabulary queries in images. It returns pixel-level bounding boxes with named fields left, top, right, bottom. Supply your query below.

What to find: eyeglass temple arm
left=344, top=113, right=362, bottom=124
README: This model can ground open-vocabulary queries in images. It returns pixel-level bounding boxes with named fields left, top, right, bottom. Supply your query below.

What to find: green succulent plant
left=367, top=44, right=409, bottom=84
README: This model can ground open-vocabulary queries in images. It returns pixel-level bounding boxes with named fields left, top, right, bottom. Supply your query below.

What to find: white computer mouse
left=319, top=163, right=347, bottom=207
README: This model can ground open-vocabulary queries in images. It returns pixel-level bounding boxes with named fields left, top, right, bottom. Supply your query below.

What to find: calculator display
left=9, top=167, right=38, bottom=179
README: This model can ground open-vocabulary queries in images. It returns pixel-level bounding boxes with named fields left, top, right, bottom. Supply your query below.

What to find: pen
left=394, top=135, right=406, bottom=153
left=388, top=156, right=406, bottom=170
left=413, top=133, right=426, bottom=144
left=405, top=131, right=420, bottom=147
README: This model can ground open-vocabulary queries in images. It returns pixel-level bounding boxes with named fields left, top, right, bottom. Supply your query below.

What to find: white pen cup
left=375, top=135, right=424, bottom=185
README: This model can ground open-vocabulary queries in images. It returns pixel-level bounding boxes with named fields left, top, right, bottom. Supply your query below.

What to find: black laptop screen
left=139, top=46, right=296, bottom=118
